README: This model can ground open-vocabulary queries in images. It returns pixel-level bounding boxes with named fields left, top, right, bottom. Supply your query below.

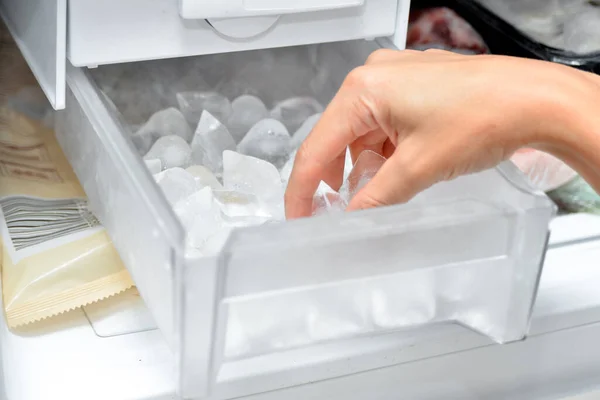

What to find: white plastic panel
left=0, top=0, right=66, bottom=109
left=67, top=0, right=400, bottom=67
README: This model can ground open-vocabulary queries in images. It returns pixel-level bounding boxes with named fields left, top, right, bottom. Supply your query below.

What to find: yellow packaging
left=0, top=106, right=134, bottom=327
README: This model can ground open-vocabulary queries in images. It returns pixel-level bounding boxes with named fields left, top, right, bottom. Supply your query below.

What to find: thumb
left=346, top=148, right=434, bottom=211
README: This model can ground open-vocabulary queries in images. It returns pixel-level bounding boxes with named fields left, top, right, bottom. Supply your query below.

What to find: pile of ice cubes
left=477, top=0, right=600, bottom=54
left=134, top=92, right=386, bottom=257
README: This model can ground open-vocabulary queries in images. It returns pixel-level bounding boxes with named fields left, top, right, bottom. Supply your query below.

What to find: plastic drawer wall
left=55, top=39, right=555, bottom=399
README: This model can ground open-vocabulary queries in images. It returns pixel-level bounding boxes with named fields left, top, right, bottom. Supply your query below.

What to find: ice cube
left=190, top=110, right=236, bottom=174
left=176, top=91, right=232, bottom=126
left=173, top=187, right=223, bottom=249
left=270, top=97, right=324, bottom=133
left=343, top=147, right=353, bottom=182
left=213, top=190, right=271, bottom=218
left=340, top=150, right=387, bottom=203
left=223, top=151, right=284, bottom=219
left=312, top=181, right=347, bottom=216
left=186, top=165, right=223, bottom=190
left=154, top=167, right=198, bottom=205
left=291, top=113, right=321, bottom=149
left=133, top=108, right=192, bottom=154
left=237, top=119, right=292, bottom=169
left=227, top=95, right=269, bottom=143
left=563, top=6, right=600, bottom=54
left=280, top=149, right=297, bottom=186
left=368, top=270, right=436, bottom=329
left=144, top=158, right=162, bottom=174
left=144, top=135, right=193, bottom=170
left=202, top=227, right=234, bottom=257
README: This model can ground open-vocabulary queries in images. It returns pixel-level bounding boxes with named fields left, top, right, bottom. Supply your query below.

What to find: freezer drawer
left=55, top=39, right=555, bottom=399
left=66, top=0, right=404, bottom=67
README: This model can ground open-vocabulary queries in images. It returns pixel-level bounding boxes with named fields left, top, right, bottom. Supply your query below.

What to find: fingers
left=346, top=141, right=435, bottom=211
left=285, top=68, right=385, bottom=219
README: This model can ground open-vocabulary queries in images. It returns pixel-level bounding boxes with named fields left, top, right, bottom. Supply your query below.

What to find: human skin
left=284, top=49, right=600, bottom=219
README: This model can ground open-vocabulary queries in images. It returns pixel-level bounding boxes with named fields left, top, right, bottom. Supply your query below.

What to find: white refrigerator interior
left=2, top=0, right=600, bottom=399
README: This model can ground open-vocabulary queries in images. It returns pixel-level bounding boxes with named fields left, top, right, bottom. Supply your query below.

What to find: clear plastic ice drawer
left=55, top=39, right=555, bottom=399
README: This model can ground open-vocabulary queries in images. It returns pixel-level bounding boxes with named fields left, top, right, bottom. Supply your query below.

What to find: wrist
left=534, top=65, right=600, bottom=191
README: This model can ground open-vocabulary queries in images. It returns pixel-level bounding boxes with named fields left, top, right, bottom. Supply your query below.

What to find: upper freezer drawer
left=0, top=0, right=410, bottom=111
left=55, top=39, right=555, bottom=399
left=67, top=0, right=404, bottom=67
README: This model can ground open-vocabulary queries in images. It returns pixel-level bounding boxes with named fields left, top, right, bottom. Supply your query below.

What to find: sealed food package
left=510, top=148, right=600, bottom=215
left=510, top=148, right=578, bottom=192
left=547, top=175, right=600, bottom=214
left=407, top=7, right=490, bottom=54
left=0, top=107, right=134, bottom=327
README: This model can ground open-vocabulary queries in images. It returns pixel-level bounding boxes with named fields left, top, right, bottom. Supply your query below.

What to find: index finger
left=284, top=68, right=382, bottom=219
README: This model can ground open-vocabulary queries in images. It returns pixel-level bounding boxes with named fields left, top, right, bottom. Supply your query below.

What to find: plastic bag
left=510, top=148, right=578, bottom=192
left=0, top=106, right=134, bottom=327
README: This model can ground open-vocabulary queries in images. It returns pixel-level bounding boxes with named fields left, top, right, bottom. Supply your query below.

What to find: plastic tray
left=55, top=38, right=555, bottom=399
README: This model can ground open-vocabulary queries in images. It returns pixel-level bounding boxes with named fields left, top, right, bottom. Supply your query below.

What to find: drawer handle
left=179, top=0, right=364, bottom=19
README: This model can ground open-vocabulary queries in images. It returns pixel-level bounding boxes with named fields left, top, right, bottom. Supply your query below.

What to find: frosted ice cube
left=563, top=6, right=600, bottom=54
left=340, top=150, right=387, bottom=203
left=213, top=190, right=271, bottom=218
left=222, top=215, right=272, bottom=228
left=202, top=227, right=234, bottom=257
left=133, top=108, right=192, bottom=154
left=237, top=119, right=292, bottom=169
left=144, top=135, right=193, bottom=170
left=227, top=95, right=269, bottom=143
left=173, top=187, right=223, bottom=249
left=291, top=113, right=321, bottom=149
left=368, top=270, right=436, bottom=329
left=186, top=165, right=223, bottom=190
left=270, top=97, right=324, bottom=133
left=154, top=167, right=198, bottom=205
left=144, top=158, right=162, bottom=174
left=190, top=110, right=236, bottom=174
left=176, top=91, right=232, bottom=126
left=222, top=151, right=284, bottom=219
left=312, top=181, right=347, bottom=216
left=280, top=149, right=297, bottom=186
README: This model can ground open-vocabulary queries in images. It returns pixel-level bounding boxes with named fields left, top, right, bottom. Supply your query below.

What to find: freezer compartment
left=55, top=39, right=555, bottom=399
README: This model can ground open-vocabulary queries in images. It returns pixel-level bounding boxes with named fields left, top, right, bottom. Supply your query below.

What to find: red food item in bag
left=407, top=8, right=489, bottom=54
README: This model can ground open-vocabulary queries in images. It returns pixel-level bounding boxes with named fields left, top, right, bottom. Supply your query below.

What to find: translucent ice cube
left=237, top=119, right=292, bottom=169
left=343, top=147, right=354, bottom=182
left=312, top=181, right=347, bottom=216
left=340, top=150, right=386, bottom=203
left=144, top=135, right=193, bottom=170
left=173, top=187, right=223, bottom=249
left=190, top=110, right=236, bottom=174
left=133, top=108, right=192, bottom=154
left=227, top=95, right=269, bottom=143
left=186, top=165, right=223, bottom=190
left=280, top=149, right=297, bottom=186
left=270, top=97, right=324, bottom=133
left=176, top=91, right=232, bottom=126
left=144, top=158, right=162, bottom=174
left=154, top=167, right=198, bottom=205
left=291, top=113, right=321, bottom=149
left=223, top=151, right=284, bottom=219
left=213, top=190, right=271, bottom=218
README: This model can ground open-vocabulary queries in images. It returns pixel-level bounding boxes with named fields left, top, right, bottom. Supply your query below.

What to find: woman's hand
left=285, top=49, right=600, bottom=219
